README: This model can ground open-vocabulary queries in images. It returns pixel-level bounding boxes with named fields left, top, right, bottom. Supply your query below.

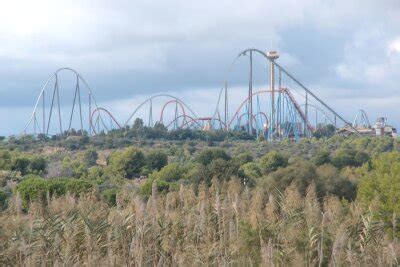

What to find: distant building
left=338, top=117, right=397, bottom=138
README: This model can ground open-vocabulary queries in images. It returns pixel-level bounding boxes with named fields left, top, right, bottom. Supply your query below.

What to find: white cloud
left=335, top=29, right=400, bottom=85
left=389, top=38, right=400, bottom=54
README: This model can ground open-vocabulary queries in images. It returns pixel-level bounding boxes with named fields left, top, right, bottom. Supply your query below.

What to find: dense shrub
left=196, top=148, right=231, bottom=165
left=358, top=152, right=400, bottom=216
left=108, top=147, right=145, bottom=178
left=145, top=150, right=168, bottom=171
left=263, top=159, right=317, bottom=195
left=331, top=148, right=369, bottom=168
left=16, top=177, right=93, bottom=209
left=259, top=151, right=288, bottom=174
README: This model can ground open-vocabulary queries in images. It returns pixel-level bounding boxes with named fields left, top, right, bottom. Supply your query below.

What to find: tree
left=264, top=159, right=317, bottom=196
left=313, top=150, right=330, bottom=166
left=145, top=150, right=168, bottom=171
left=232, top=152, right=254, bottom=166
left=313, top=124, right=336, bottom=139
left=196, top=148, right=231, bottom=165
left=358, top=152, right=400, bottom=216
left=240, top=162, right=262, bottom=180
left=331, top=148, right=369, bottom=169
left=259, top=151, right=288, bottom=174
left=208, top=158, right=237, bottom=182
left=316, top=164, right=356, bottom=200
left=132, top=118, right=144, bottom=138
left=149, top=163, right=183, bottom=182
left=108, top=147, right=145, bottom=178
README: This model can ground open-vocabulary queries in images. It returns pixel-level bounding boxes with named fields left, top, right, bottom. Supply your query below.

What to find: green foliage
left=83, top=148, right=98, bottom=166
left=208, top=158, right=237, bottom=182
left=10, top=156, right=30, bottom=175
left=232, top=152, right=253, bottom=166
left=149, top=163, right=184, bottom=182
left=259, top=151, right=288, bottom=174
left=0, top=150, right=11, bottom=170
left=108, top=147, right=145, bottom=178
left=331, top=148, right=369, bottom=169
left=101, top=188, right=119, bottom=206
left=240, top=162, right=262, bottom=180
left=65, top=179, right=93, bottom=195
left=85, top=166, right=106, bottom=184
left=17, top=177, right=93, bottom=209
left=62, top=156, right=87, bottom=178
left=239, top=220, right=261, bottom=263
left=313, top=150, right=330, bottom=166
left=358, top=152, right=400, bottom=215
left=264, top=159, right=317, bottom=195
left=196, top=148, right=231, bottom=165
left=140, top=178, right=177, bottom=197
left=316, top=164, right=357, bottom=200
left=145, top=150, right=168, bottom=171
left=17, top=177, right=49, bottom=208
left=141, top=163, right=184, bottom=196
left=0, top=150, right=46, bottom=175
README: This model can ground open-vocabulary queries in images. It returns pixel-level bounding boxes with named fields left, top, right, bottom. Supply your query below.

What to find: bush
left=17, top=177, right=49, bottom=209
left=208, top=158, right=237, bottom=182
left=260, top=151, right=288, bottom=174
left=358, top=152, right=400, bottom=216
left=313, top=150, right=330, bottom=166
left=145, top=150, right=168, bottom=171
left=196, top=148, right=231, bottom=165
left=149, top=163, right=183, bottom=182
left=101, top=188, right=119, bottom=206
left=316, top=164, right=356, bottom=200
left=65, top=179, right=93, bottom=196
left=264, top=160, right=317, bottom=196
left=240, top=162, right=262, bottom=180
left=11, top=157, right=31, bottom=175
left=108, top=147, right=145, bottom=178
left=140, top=178, right=177, bottom=197
left=17, top=177, right=93, bottom=209
left=331, top=149, right=369, bottom=169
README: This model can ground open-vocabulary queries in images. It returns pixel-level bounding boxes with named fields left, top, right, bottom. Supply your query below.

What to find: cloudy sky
left=1, top=0, right=400, bottom=135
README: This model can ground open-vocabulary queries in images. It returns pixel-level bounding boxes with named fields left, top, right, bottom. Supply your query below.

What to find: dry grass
left=0, top=180, right=398, bottom=266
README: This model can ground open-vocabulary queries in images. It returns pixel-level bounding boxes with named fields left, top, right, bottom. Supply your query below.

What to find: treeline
left=1, top=119, right=338, bottom=151
left=0, top=135, right=398, bottom=209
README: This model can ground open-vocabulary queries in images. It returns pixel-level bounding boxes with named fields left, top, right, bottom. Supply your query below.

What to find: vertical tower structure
left=267, top=51, right=279, bottom=139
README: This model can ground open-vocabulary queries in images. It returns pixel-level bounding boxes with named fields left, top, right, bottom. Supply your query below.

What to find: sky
left=1, top=0, right=400, bottom=135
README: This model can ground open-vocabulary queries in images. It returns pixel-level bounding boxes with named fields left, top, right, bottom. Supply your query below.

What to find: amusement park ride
left=23, top=48, right=394, bottom=141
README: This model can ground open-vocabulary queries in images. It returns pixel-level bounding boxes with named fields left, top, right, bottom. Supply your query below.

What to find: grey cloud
left=1, top=0, right=400, bottom=135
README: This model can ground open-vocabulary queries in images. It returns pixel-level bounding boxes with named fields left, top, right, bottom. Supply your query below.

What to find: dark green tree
left=259, top=151, right=288, bottom=174
left=145, top=150, right=168, bottom=171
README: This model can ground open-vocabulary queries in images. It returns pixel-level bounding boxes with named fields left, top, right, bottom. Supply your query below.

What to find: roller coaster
left=23, top=48, right=360, bottom=140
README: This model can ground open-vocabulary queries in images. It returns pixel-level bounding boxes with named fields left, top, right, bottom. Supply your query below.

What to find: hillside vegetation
left=0, top=134, right=400, bottom=265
